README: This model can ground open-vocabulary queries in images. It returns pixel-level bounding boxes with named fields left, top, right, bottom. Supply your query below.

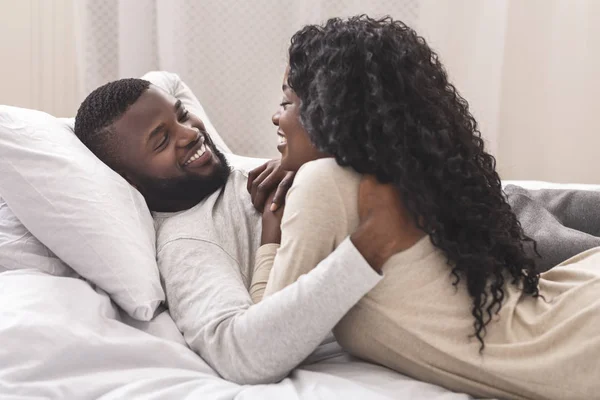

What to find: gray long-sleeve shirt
left=154, top=169, right=382, bottom=384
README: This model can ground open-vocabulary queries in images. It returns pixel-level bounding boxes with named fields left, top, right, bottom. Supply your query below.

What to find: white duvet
left=0, top=268, right=472, bottom=400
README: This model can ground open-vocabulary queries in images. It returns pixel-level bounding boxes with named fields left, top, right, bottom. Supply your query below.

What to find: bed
left=1, top=69, right=598, bottom=399
left=0, top=180, right=597, bottom=400
left=0, top=267, right=472, bottom=400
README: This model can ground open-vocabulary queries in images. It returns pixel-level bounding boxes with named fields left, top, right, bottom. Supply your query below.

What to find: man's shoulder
left=221, top=168, right=251, bottom=201
left=228, top=167, right=249, bottom=182
left=154, top=168, right=253, bottom=249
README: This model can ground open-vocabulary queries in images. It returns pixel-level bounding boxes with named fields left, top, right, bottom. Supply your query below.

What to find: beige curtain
left=418, top=0, right=600, bottom=184
left=74, top=0, right=419, bottom=158
left=73, top=0, right=599, bottom=183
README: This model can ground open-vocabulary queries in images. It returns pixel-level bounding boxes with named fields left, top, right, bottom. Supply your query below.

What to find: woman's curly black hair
left=287, top=15, right=540, bottom=349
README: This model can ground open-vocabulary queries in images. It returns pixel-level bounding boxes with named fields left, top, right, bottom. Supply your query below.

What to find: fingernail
left=270, top=203, right=278, bottom=212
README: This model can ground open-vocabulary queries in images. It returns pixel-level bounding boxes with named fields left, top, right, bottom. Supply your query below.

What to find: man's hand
left=351, top=175, right=426, bottom=272
left=247, top=159, right=296, bottom=213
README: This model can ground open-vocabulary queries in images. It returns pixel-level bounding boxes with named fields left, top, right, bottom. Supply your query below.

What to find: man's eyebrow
left=174, top=99, right=182, bottom=112
left=282, top=84, right=290, bottom=91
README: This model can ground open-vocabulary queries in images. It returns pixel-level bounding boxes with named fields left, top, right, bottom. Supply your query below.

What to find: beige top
left=253, top=158, right=600, bottom=400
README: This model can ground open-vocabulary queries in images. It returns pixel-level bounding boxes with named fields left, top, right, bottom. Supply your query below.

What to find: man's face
left=112, top=85, right=229, bottom=212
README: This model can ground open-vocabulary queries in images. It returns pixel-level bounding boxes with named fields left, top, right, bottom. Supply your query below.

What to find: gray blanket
left=505, top=185, right=600, bottom=271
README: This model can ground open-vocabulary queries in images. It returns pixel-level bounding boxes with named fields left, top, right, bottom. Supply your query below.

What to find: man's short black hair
left=74, top=78, right=151, bottom=169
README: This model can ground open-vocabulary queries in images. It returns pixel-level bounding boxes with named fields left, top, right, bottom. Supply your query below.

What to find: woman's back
left=267, top=158, right=600, bottom=400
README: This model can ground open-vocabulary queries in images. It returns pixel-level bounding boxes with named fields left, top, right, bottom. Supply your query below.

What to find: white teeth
left=184, top=145, right=207, bottom=166
left=278, top=135, right=287, bottom=145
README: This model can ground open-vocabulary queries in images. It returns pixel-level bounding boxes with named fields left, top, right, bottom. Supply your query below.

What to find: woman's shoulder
left=289, top=159, right=360, bottom=220
left=295, top=158, right=361, bottom=188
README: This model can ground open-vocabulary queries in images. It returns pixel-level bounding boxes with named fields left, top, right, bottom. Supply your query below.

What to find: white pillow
left=0, top=71, right=253, bottom=320
left=0, top=195, right=78, bottom=278
left=0, top=105, right=163, bottom=321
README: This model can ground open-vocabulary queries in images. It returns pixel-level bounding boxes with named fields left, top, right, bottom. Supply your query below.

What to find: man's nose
left=176, top=125, right=199, bottom=148
left=272, top=110, right=280, bottom=126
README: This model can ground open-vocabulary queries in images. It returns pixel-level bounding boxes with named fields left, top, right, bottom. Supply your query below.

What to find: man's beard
left=139, top=146, right=231, bottom=212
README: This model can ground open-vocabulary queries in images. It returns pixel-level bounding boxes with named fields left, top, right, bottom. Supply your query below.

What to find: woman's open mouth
left=277, top=131, right=287, bottom=153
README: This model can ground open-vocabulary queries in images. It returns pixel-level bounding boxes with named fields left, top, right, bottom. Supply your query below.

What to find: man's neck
left=148, top=198, right=202, bottom=213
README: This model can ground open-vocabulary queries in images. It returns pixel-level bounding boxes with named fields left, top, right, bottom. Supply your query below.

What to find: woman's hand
left=247, top=159, right=296, bottom=213
left=260, top=190, right=285, bottom=245
left=351, top=175, right=425, bottom=272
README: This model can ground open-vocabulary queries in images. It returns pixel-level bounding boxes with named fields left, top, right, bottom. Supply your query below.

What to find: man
left=74, top=71, right=600, bottom=385
left=73, top=71, right=409, bottom=385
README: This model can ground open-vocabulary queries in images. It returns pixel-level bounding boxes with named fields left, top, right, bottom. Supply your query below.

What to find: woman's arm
left=250, top=243, right=278, bottom=302
left=261, top=160, right=356, bottom=299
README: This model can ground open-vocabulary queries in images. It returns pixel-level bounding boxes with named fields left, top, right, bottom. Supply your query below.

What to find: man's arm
left=159, top=237, right=381, bottom=385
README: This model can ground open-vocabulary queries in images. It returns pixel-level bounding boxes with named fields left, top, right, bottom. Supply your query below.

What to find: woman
left=252, top=15, right=600, bottom=400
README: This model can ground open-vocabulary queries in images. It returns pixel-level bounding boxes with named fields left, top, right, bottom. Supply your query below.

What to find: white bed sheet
left=0, top=268, right=475, bottom=400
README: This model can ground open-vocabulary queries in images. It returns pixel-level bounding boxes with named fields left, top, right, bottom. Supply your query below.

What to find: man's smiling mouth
left=183, top=134, right=212, bottom=167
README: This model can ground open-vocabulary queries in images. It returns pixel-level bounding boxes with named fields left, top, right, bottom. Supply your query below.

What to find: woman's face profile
left=271, top=66, right=323, bottom=172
